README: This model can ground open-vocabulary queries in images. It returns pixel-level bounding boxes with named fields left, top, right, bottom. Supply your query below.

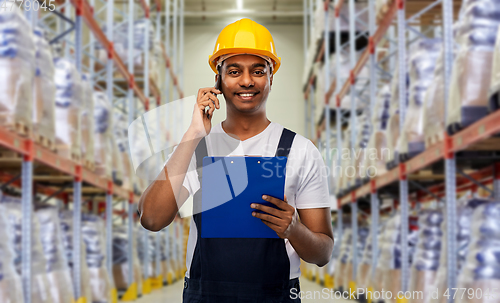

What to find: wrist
left=185, top=127, right=206, bottom=142
left=286, top=219, right=302, bottom=241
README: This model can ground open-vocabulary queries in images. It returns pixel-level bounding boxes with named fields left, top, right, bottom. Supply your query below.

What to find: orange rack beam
left=0, top=126, right=139, bottom=203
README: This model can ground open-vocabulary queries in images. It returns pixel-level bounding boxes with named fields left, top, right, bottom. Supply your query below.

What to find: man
left=138, top=18, right=334, bottom=302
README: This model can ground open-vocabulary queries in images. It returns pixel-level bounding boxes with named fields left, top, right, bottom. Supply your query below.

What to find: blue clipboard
left=201, top=156, right=288, bottom=238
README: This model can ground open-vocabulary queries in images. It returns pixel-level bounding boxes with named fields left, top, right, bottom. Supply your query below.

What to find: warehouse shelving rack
left=303, top=0, right=500, bottom=299
left=0, top=0, right=187, bottom=302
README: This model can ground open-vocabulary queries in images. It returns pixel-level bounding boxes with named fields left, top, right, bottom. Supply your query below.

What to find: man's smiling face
left=217, top=54, right=273, bottom=114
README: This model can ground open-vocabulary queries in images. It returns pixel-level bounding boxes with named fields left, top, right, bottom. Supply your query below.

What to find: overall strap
left=275, top=128, right=296, bottom=157
left=194, top=137, right=208, bottom=183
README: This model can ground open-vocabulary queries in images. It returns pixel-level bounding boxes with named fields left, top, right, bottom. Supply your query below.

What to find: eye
left=254, top=70, right=265, bottom=75
left=228, top=70, right=239, bottom=75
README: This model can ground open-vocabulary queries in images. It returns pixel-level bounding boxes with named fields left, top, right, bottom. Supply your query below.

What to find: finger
left=197, top=100, right=214, bottom=115
left=252, top=211, right=284, bottom=226
left=197, top=89, right=203, bottom=102
left=201, top=87, right=221, bottom=97
left=208, top=87, right=222, bottom=95
left=203, top=95, right=216, bottom=116
left=262, top=195, right=292, bottom=211
left=260, top=219, right=281, bottom=230
left=197, top=88, right=213, bottom=106
left=251, top=203, right=283, bottom=219
left=200, top=97, right=215, bottom=113
left=260, top=220, right=285, bottom=238
left=204, top=91, right=220, bottom=110
left=210, top=93, right=221, bottom=109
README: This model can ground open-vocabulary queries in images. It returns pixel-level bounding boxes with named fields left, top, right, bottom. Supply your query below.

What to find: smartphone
left=207, top=68, right=222, bottom=119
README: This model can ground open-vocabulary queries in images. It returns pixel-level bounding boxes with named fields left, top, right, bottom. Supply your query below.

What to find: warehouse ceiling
left=183, top=0, right=305, bottom=25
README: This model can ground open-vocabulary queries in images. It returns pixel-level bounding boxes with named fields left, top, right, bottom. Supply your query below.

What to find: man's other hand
left=250, top=194, right=298, bottom=239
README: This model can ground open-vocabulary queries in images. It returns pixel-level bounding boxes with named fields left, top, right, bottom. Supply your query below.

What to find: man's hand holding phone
left=189, top=87, right=221, bottom=138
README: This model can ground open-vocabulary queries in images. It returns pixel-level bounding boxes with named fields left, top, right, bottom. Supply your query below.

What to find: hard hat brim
left=209, top=48, right=281, bottom=75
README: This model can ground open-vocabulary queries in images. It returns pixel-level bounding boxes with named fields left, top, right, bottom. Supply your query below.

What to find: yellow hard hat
left=209, top=18, right=281, bottom=75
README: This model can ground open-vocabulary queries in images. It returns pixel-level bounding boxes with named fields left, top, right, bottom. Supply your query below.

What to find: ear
left=269, top=72, right=273, bottom=88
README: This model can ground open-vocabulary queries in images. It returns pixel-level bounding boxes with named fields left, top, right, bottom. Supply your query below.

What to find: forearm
left=139, top=129, right=202, bottom=231
left=287, top=221, right=334, bottom=267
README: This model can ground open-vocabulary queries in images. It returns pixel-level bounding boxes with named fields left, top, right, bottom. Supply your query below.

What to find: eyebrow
left=226, top=62, right=268, bottom=69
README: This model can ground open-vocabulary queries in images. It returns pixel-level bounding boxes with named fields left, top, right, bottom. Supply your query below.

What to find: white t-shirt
left=183, top=121, right=331, bottom=279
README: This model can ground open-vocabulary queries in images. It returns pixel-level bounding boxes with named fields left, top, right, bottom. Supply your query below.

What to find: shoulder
left=271, top=123, right=321, bottom=163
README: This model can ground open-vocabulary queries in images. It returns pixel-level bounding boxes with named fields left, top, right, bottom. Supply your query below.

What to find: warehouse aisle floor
left=124, top=277, right=353, bottom=303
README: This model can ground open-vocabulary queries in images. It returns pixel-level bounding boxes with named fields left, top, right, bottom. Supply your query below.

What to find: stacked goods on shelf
left=311, top=0, right=368, bottom=51
left=320, top=136, right=337, bottom=194
left=174, top=218, right=184, bottom=278
left=172, top=219, right=180, bottom=278
left=457, top=202, right=500, bottom=303
left=96, top=19, right=155, bottom=77
left=356, top=228, right=375, bottom=293
left=385, top=64, right=409, bottom=169
left=432, top=196, right=490, bottom=303
left=376, top=0, right=394, bottom=24
left=377, top=212, right=419, bottom=303
left=92, top=91, right=124, bottom=185
left=313, top=61, right=325, bottom=124
left=81, top=214, right=115, bottom=303
left=59, top=210, right=93, bottom=302
left=369, top=220, right=389, bottom=296
left=151, top=41, right=166, bottom=92
left=33, top=28, right=56, bottom=150
left=54, top=58, right=83, bottom=161
left=179, top=218, right=187, bottom=275
left=157, top=230, right=168, bottom=283
left=0, top=8, right=35, bottom=137
left=0, top=205, right=23, bottom=303
left=422, top=46, right=447, bottom=147
left=35, top=205, right=75, bottom=303
left=112, top=226, right=143, bottom=296
left=357, top=220, right=387, bottom=295
left=377, top=213, right=401, bottom=303
left=408, top=209, right=443, bottom=303
left=334, top=227, right=352, bottom=291
left=93, top=92, right=113, bottom=178
left=137, top=227, right=156, bottom=280
left=337, top=113, right=370, bottom=192
left=398, top=39, right=441, bottom=161
left=114, top=113, right=133, bottom=190
left=81, top=74, right=95, bottom=170
left=446, top=0, right=500, bottom=134
left=343, top=226, right=370, bottom=291
left=354, top=115, right=371, bottom=183
left=331, top=51, right=370, bottom=109
left=164, top=225, right=176, bottom=283
left=110, top=116, right=124, bottom=186
left=182, top=217, right=189, bottom=273
left=1, top=195, right=52, bottom=303
left=366, top=84, right=391, bottom=177
left=490, top=25, right=500, bottom=107
left=325, top=225, right=340, bottom=286
left=302, top=41, right=317, bottom=89
left=337, top=126, right=350, bottom=194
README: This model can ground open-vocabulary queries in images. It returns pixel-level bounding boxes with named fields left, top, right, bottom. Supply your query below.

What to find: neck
left=222, top=109, right=271, bottom=141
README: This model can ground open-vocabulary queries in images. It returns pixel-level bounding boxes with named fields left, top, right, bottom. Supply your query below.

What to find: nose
left=239, top=70, right=254, bottom=88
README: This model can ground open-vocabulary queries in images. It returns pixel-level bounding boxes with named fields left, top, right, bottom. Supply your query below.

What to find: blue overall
left=182, top=128, right=301, bottom=303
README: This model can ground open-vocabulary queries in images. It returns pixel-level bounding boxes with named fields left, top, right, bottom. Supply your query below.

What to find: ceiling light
left=236, top=0, right=243, bottom=11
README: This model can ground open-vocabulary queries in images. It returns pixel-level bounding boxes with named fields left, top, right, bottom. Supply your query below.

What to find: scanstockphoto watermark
left=260, top=147, right=392, bottom=179
left=290, top=288, right=424, bottom=300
